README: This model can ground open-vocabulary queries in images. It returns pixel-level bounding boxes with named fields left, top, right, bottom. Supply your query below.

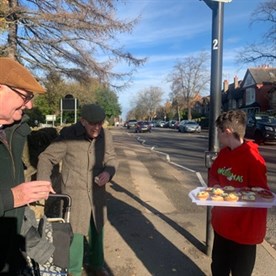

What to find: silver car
left=178, top=120, right=201, bottom=133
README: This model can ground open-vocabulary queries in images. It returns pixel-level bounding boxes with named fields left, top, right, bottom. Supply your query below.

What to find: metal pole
left=60, top=99, right=63, bottom=126
left=74, top=98, right=77, bottom=123
left=203, top=0, right=224, bottom=256
left=208, top=2, right=223, bottom=153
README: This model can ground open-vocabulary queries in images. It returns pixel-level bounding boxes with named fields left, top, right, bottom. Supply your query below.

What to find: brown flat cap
left=0, top=57, right=45, bottom=93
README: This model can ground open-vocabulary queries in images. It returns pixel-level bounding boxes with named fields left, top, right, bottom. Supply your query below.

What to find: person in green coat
left=0, top=57, right=55, bottom=271
left=37, top=104, right=117, bottom=276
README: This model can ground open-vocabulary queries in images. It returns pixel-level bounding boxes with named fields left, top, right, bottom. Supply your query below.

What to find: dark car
left=162, top=121, right=170, bottom=128
left=168, top=120, right=177, bottom=129
left=245, top=114, right=276, bottom=144
left=135, top=121, right=151, bottom=133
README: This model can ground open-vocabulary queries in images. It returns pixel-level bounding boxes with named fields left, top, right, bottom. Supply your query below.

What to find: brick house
left=241, top=66, right=276, bottom=115
left=221, top=76, right=243, bottom=111
left=193, top=96, right=210, bottom=116
left=192, top=66, right=276, bottom=118
left=220, top=66, right=276, bottom=115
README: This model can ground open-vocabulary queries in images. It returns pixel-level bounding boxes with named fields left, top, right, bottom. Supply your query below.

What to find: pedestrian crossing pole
left=202, top=0, right=232, bottom=256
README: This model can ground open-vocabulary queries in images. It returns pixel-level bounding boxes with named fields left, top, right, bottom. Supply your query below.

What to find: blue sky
left=115, top=0, right=272, bottom=120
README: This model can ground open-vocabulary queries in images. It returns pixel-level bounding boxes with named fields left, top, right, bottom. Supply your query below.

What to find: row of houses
left=193, top=66, right=276, bottom=117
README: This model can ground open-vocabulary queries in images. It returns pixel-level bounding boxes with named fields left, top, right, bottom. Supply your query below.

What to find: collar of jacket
left=1, top=114, right=29, bottom=130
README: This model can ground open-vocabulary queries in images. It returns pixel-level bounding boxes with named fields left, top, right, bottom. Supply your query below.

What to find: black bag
left=52, top=221, right=73, bottom=269
left=26, top=194, right=73, bottom=275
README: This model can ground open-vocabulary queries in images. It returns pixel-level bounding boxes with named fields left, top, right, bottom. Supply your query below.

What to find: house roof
left=241, top=102, right=261, bottom=109
left=248, top=67, right=276, bottom=84
left=221, top=79, right=243, bottom=101
left=194, top=96, right=210, bottom=106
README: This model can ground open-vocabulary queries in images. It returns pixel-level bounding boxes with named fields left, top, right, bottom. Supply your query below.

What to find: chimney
left=234, top=76, right=239, bottom=89
left=223, top=80, right=229, bottom=93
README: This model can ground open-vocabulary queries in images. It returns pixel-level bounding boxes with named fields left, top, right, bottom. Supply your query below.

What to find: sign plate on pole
left=46, top=115, right=56, bottom=121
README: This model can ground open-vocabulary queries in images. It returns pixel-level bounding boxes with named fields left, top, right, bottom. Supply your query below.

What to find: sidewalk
left=102, top=128, right=276, bottom=276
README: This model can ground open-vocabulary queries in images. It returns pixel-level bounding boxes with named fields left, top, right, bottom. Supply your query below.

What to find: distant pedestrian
left=209, top=110, right=270, bottom=276
left=37, top=103, right=117, bottom=276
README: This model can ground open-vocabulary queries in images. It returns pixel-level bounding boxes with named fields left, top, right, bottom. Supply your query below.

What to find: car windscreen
left=256, top=116, right=276, bottom=123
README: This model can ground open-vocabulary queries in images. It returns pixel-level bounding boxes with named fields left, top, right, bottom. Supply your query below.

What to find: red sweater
left=209, top=140, right=269, bottom=244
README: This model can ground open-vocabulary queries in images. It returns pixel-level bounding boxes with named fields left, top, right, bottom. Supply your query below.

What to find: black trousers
left=211, top=231, right=256, bottom=276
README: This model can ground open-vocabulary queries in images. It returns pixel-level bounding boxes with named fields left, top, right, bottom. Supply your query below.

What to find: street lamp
left=201, top=0, right=232, bottom=256
left=201, top=0, right=232, bottom=9
left=213, top=0, right=232, bottom=2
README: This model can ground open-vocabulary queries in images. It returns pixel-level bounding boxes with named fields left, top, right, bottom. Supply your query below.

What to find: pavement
left=95, top=127, right=276, bottom=276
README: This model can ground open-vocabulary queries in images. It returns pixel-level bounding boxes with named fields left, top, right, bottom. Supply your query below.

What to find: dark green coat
left=0, top=117, right=31, bottom=232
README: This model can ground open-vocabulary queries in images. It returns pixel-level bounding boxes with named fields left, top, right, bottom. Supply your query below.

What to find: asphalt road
left=130, top=127, right=276, bottom=192
left=126, top=126, right=276, bottom=248
left=99, top=127, right=276, bottom=276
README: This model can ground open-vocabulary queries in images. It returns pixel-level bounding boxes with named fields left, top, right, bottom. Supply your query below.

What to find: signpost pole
left=202, top=0, right=232, bottom=256
left=74, top=98, right=77, bottom=123
left=60, top=98, right=63, bottom=126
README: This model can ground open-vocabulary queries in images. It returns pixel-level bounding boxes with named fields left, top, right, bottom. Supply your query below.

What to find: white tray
left=189, top=187, right=276, bottom=208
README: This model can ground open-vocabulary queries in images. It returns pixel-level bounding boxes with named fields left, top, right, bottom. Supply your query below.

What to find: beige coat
left=37, top=122, right=117, bottom=235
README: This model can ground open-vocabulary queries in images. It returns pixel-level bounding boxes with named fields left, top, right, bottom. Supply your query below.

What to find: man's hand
left=11, top=181, right=55, bottom=208
left=95, top=171, right=110, bottom=187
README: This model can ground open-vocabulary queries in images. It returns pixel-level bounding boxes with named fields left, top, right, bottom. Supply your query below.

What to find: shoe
left=93, top=267, right=110, bottom=276
left=83, top=265, right=109, bottom=276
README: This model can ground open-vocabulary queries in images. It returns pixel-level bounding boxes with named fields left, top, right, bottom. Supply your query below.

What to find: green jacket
left=0, top=117, right=31, bottom=232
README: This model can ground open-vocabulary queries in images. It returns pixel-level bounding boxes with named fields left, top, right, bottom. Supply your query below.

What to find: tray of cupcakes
left=189, top=185, right=276, bottom=208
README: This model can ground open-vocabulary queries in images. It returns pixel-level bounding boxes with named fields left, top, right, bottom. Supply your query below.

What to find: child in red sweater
left=209, top=110, right=270, bottom=276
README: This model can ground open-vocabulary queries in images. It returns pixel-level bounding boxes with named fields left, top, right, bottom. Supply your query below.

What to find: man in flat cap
left=0, top=57, right=55, bottom=217
left=37, top=103, right=117, bottom=276
left=0, top=57, right=55, bottom=271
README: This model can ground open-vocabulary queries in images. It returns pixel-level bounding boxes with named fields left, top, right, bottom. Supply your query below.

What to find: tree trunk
left=187, top=98, right=192, bottom=120
left=7, top=0, right=18, bottom=59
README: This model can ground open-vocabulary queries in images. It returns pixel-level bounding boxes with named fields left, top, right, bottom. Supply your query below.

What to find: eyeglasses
left=8, top=86, right=34, bottom=104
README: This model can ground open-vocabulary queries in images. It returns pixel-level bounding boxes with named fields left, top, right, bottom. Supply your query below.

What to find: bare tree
left=168, top=52, right=210, bottom=120
left=129, top=86, right=164, bottom=120
left=139, top=86, right=163, bottom=120
left=0, top=0, right=145, bottom=87
left=236, top=0, right=276, bottom=65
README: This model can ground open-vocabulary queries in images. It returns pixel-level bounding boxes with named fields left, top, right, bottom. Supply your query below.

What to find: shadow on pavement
left=107, top=180, right=206, bottom=275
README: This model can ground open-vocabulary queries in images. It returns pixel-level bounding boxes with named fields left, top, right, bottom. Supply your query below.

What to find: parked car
left=168, top=120, right=177, bottom=128
left=178, top=120, right=201, bottom=133
left=149, top=121, right=157, bottom=128
left=156, top=121, right=163, bottom=127
left=126, top=119, right=137, bottom=129
left=159, top=121, right=166, bottom=127
left=135, top=121, right=152, bottom=133
left=177, top=120, right=188, bottom=132
left=174, top=121, right=180, bottom=129
left=245, top=114, right=276, bottom=144
left=162, top=121, right=169, bottom=128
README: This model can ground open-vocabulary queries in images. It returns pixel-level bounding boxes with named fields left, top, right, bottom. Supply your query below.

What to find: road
left=130, top=127, right=276, bottom=192
left=97, top=127, right=276, bottom=275
left=126, top=126, right=276, bottom=248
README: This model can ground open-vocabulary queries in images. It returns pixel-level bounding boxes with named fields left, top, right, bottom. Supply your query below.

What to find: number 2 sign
left=213, top=39, right=219, bottom=50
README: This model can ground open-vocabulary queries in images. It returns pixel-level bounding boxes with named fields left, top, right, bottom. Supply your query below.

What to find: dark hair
left=216, top=110, right=247, bottom=140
